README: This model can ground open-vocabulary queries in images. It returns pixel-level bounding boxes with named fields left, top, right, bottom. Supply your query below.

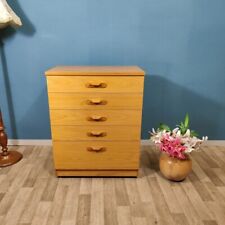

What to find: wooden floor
left=0, top=145, right=225, bottom=225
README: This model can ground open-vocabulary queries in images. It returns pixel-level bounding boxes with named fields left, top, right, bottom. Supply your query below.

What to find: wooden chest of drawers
left=45, top=66, right=145, bottom=177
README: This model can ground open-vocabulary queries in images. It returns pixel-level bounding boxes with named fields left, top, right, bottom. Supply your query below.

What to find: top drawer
left=46, top=76, right=144, bottom=93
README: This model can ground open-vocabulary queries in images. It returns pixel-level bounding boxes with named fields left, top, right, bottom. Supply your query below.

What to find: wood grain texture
left=52, top=141, right=140, bottom=170
left=56, top=170, right=138, bottom=177
left=51, top=125, right=141, bottom=141
left=45, top=66, right=145, bottom=76
left=49, top=109, right=142, bottom=126
left=46, top=66, right=144, bottom=177
left=48, top=93, right=143, bottom=110
left=0, top=145, right=225, bottom=225
left=46, top=76, right=144, bottom=93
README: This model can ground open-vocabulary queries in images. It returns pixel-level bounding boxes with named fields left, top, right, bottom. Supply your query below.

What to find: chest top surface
left=45, top=66, right=145, bottom=76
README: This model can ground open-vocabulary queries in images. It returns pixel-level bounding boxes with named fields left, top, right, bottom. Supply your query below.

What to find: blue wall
left=0, top=0, right=225, bottom=140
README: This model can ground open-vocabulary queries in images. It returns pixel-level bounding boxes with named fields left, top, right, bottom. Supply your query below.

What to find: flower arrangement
left=150, top=114, right=208, bottom=160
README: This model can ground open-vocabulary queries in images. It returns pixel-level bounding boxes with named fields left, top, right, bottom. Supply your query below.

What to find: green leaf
left=159, top=123, right=171, bottom=131
left=181, top=127, right=186, bottom=135
left=191, top=130, right=198, bottom=137
left=184, top=113, right=189, bottom=128
left=179, top=122, right=184, bottom=129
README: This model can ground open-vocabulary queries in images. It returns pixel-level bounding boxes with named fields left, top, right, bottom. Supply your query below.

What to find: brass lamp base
left=0, top=151, right=23, bottom=167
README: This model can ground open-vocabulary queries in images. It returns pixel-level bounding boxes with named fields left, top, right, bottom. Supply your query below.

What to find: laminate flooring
left=0, top=145, right=225, bottom=225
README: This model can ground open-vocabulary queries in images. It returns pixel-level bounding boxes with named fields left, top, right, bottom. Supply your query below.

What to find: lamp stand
left=0, top=108, right=22, bottom=167
left=0, top=1, right=23, bottom=167
left=0, top=36, right=23, bottom=167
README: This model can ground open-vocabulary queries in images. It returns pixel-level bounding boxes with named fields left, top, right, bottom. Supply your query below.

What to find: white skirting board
left=8, top=139, right=52, bottom=146
left=7, top=139, right=225, bottom=146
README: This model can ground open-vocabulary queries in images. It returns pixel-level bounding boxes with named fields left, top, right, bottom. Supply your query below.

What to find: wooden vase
left=159, top=152, right=192, bottom=181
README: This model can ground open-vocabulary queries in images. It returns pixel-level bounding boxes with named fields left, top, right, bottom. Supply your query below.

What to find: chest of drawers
left=45, top=66, right=145, bottom=177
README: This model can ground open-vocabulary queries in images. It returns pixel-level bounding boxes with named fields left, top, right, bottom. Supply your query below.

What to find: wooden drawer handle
left=86, top=82, right=107, bottom=88
left=87, top=131, right=107, bottom=137
left=87, top=147, right=106, bottom=152
left=86, top=99, right=107, bottom=105
left=87, top=116, right=107, bottom=122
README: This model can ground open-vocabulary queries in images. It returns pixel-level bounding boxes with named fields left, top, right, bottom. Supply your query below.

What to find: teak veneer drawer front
left=45, top=66, right=145, bottom=177
left=47, top=76, right=144, bottom=93
left=50, top=109, right=142, bottom=126
left=48, top=93, right=143, bottom=110
left=51, top=125, right=141, bottom=141
left=53, top=141, right=140, bottom=170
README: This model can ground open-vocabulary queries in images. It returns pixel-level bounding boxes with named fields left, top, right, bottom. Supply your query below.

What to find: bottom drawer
left=53, top=141, right=140, bottom=170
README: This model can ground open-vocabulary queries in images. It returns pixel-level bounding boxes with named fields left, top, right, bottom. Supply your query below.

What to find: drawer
left=47, top=76, right=144, bottom=93
left=53, top=141, right=140, bottom=170
left=50, top=109, right=142, bottom=126
left=48, top=93, right=143, bottom=110
left=51, top=125, right=141, bottom=141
